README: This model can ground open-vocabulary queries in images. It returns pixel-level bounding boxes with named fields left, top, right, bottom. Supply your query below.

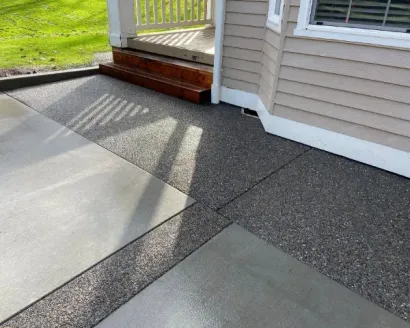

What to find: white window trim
left=267, top=0, right=283, bottom=33
left=294, top=0, right=410, bottom=49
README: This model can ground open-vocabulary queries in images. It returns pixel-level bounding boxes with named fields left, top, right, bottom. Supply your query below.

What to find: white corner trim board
left=211, top=0, right=226, bottom=104
left=220, top=86, right=410, bottom=178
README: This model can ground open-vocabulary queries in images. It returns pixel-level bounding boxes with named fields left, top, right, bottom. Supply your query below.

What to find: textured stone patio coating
left=7, top=75, right=309, bottom=209
left=3, top=77, right=409, bottom=326
left=220, top=149, right=410, bottom=322
left=97, top=225, right=409, bottom=328
left=0, top=93, right=194, bottom=323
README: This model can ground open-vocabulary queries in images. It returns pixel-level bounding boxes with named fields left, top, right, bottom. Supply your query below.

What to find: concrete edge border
left=0, top=67, right=99, bottom=91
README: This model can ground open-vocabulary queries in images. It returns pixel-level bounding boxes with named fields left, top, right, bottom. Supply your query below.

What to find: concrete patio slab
left=0, top=93, right=194, bottom=323
left=96, top=225, right=409, bottom=328
left=2, top=204, right=231, bottom=328
left=220, top=149, right=410, bottom=322
left=6, top=75, right=309, bottom=209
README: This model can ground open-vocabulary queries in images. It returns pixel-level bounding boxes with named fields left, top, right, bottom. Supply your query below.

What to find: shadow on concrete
left=1, top=75, right=307, bottom=327
left=2, top=75, right=410, bottom=326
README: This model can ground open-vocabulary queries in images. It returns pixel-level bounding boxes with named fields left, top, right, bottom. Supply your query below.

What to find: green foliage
left=0, top=0, right=110, bottom=69
left=0, top=0, right=206, bottom=70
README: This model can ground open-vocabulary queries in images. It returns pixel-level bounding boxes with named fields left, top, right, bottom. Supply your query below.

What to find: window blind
left=311, top=0, right=410, bottom=32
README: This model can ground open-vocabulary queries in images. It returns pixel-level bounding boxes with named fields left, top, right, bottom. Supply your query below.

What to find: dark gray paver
left=220, top=149, right=410, bottom=322
left=97, top=224, right=409, bottom=328
left=0, top=93, right=193, bottom=323
left=1, top=204, right=231, bottom=328
left=6, top=75, right=309, bottom=209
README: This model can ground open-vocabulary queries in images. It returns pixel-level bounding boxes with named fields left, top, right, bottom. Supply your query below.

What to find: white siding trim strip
left=220, top=87, right=410, bottom=178
left=220, top=86, right=259, bottom=109
left=263, top=113, right=410, bottom=178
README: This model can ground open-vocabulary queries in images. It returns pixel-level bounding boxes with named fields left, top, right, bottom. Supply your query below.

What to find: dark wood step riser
left=100, top=64, right=211, bottom=104
left=112, top=50, right=213, bottom=89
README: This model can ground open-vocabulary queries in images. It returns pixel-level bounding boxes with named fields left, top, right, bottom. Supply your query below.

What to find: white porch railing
left=106, top=0, right=214, bottom=47
left=135, top=0, right=214, bottom=31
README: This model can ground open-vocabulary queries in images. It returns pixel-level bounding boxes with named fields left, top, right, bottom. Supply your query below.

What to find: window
left=311, top=0, right=410, bottom=32
left=295, top=0, right=410, bottom=48
left=267, top=0, right=283, bottom=30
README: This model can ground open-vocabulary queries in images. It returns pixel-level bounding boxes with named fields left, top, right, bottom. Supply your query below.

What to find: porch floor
left=2, top=75, right=410, bottom=327
left=128, top=27, right=215, bottom=65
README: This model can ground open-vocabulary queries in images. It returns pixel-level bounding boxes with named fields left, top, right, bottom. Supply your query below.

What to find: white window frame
left=294, top=0, right=410, bottom=49
left=267, top=0, right=283, bottom=33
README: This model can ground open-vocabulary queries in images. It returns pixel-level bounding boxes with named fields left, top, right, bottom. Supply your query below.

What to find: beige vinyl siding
left=260, top=64, right=275, bottom=87
left=222, top=0, right=268, bottom=94
left=271, top=1, right=410, bottom=152
left=277, top=79, right=410, bottom=121
left=223, top=57, right=261, bottom=73
left=223, top=68, right=260, bottom=84
left=273, top=104, right=410, bottom=152
left=258, top=28, right=280, bottom=109
left=226, top=1, right=267, bottom=14
left=261, top=54, right=276, bottom=75
left=224, top=25, right=266, bottom=39
left=275, top=92, right=410, bottom=137
left=223, top=77, right=259, bottom=93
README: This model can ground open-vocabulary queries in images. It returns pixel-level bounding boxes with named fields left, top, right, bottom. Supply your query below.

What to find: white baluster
left=170, top=0, right=173, bottom=23
left=162, top=0, right=166, bottom=23
left=153, top=0, right=158, bottom=24
left=136, top=0, right=142, bottom=26
left=177, top=0, right=180, bottom=23
left=203, top=0, right=207, bottom=20
left=145, top=0, right=149, bottom=24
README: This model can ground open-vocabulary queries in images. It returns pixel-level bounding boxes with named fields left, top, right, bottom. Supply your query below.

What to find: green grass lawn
left=0, top=0, right=205, bottom=71
left=0, top=0, right=110, bottom=70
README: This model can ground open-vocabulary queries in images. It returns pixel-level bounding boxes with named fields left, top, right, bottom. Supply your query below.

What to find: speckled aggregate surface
left=97, top=224, right=409, bottom=328
left=220, top=149, right=410, bottom=322
left=6, top=75, right=308, bottom=209
left=3, top=77, right=410, bottom=327
left=1, top=204, right=231, bottom=328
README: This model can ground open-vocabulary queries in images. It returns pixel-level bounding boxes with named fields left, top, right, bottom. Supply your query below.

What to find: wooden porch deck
left=128, top=27, right=215, bottom=65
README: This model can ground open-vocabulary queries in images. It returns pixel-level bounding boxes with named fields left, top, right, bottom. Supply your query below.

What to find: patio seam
left=91, top=221, right=236, bottom=328
left=4, top=89, right=310, bottom=212
left=216, top=147, right=312, bottom=212
left=0, top=201, right=198, bottom=326
left=1, top=203, right=233, bottom=328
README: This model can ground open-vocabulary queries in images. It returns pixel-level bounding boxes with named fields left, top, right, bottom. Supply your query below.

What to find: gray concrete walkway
left=1, top=76, right=409, bottom=327
left=0, top=93, right=193, bottom=323
left=97, top=225, right=408, bottom=328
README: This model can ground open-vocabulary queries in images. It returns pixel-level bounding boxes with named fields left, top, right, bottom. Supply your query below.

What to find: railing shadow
left=3, top=73, right=282, bottom=326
